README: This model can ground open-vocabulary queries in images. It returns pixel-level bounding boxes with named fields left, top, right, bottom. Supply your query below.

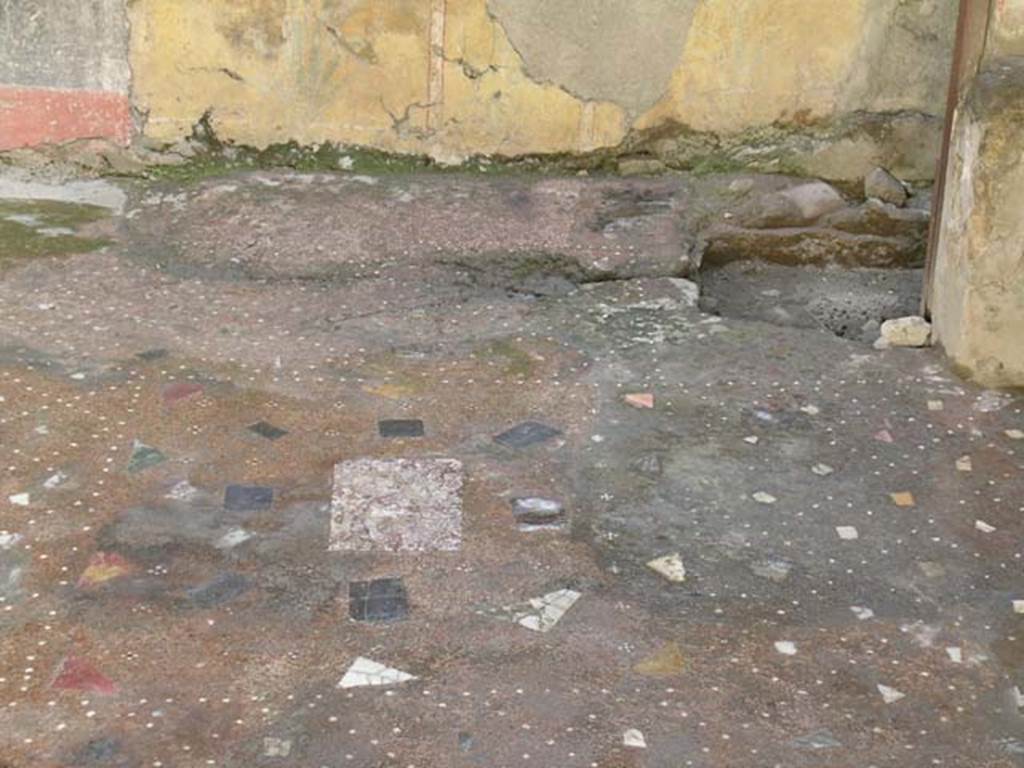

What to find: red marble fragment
left=162, top=381, right=204, bottom=404
left=624, top=393, right=655, bottom=409
left=52, top=656, right=117, bottom=695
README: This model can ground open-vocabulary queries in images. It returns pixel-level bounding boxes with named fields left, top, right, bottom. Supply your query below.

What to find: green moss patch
left=0, top=199, right=112, bottom=266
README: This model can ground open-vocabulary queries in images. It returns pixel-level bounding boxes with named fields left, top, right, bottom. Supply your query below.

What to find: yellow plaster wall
left=638, top=0, right=869, bottom=134
left=129, top=0, right=954, bottom=162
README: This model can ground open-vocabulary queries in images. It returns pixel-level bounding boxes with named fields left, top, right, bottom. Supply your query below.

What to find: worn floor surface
left=0, top=171, right=1022, bottom=768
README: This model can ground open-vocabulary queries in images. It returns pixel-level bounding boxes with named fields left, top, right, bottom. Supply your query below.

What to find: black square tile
left=248, top=421, right=289, bottom=440
left=224, top=484, right=273, bottom=511
left=493, top=421, right=562, bottom=448
left=378, top=419, right=425, bottom=438
left=349, top=578, right=409, bottom=623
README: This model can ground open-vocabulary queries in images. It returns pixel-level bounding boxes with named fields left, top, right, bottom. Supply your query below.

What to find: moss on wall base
left=0, top=107, right=944, bottom=186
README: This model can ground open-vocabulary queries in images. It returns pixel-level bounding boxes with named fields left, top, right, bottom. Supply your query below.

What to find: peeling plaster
left=485, top=0, right=697, bottom=115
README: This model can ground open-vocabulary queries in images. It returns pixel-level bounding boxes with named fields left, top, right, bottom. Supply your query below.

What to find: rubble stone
left=742, top=182, right=846, bottom=228
left=865, top=167, right=909, bottom=206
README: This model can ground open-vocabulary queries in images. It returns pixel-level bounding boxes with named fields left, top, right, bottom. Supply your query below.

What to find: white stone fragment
left=646, top=553, right=686, bottom=583
left=811, top=463, right=834, bottom=476
left=975, top=520, right=996, bottom=534
left=514, top=589, right=581, bottom=633
left=956, top=455, right=973, bottom=472
left=216, top=528, right=253, bottom=549
left=774, top=641, right=798, bottom=656
left=1013, top=600, right=1024, bottom=614
left=877, top=684, right=905, bottom=704
left=744, top=435, right=759, bottom=445
left=946, top=647, right=963, bottom=664
left=43, top=471, right=68, bottom=489
left=263, top=737, right=291, bottom=757
left=927, top=400, right=944, bottom=411
left=623, top=729, right=647, bottom=749
left=800, top=404, right=820, bottom=415
left=8, top=493, right=29, bottom=507
left=166, top=480, right=201, bottom=501
left=836, top=526, right=859, bottom=540
left=0, top=531, right=23, bottom=550
left=850, top=606, right=875, bottom=621
left=1006, top=429, right=1024, bottom=440
left=879, top=316, right=931, bottom=348
left=752, top=491, right=777, bottom=505
left=1013, top=686, right=1024, bottom=710
left=338, top=657, right=416, bottom=689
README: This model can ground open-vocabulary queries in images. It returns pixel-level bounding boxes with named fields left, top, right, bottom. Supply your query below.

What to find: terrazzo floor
left=0, top=171, right=1021, bottom=768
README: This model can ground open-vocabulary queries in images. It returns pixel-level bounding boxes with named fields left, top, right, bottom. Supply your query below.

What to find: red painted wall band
left=0, top=85, right=132, bottom=151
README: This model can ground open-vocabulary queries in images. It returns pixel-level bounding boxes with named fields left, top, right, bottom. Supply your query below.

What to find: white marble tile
left=878, top=684, right=905, bottom=704
left=514, top=589, right=581, bottom=633
left=338, top=657, right=416, bottom=689
left=646, top=553, right=686, bottom=583
left=623, top=728, right=647, bottom=748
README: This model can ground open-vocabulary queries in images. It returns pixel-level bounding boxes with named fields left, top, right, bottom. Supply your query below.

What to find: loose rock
left=865, top=167, right=908, bottom=207
left=743, top=181, right=846, bottom=229
left=879, top=316, right=931, bottom=348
